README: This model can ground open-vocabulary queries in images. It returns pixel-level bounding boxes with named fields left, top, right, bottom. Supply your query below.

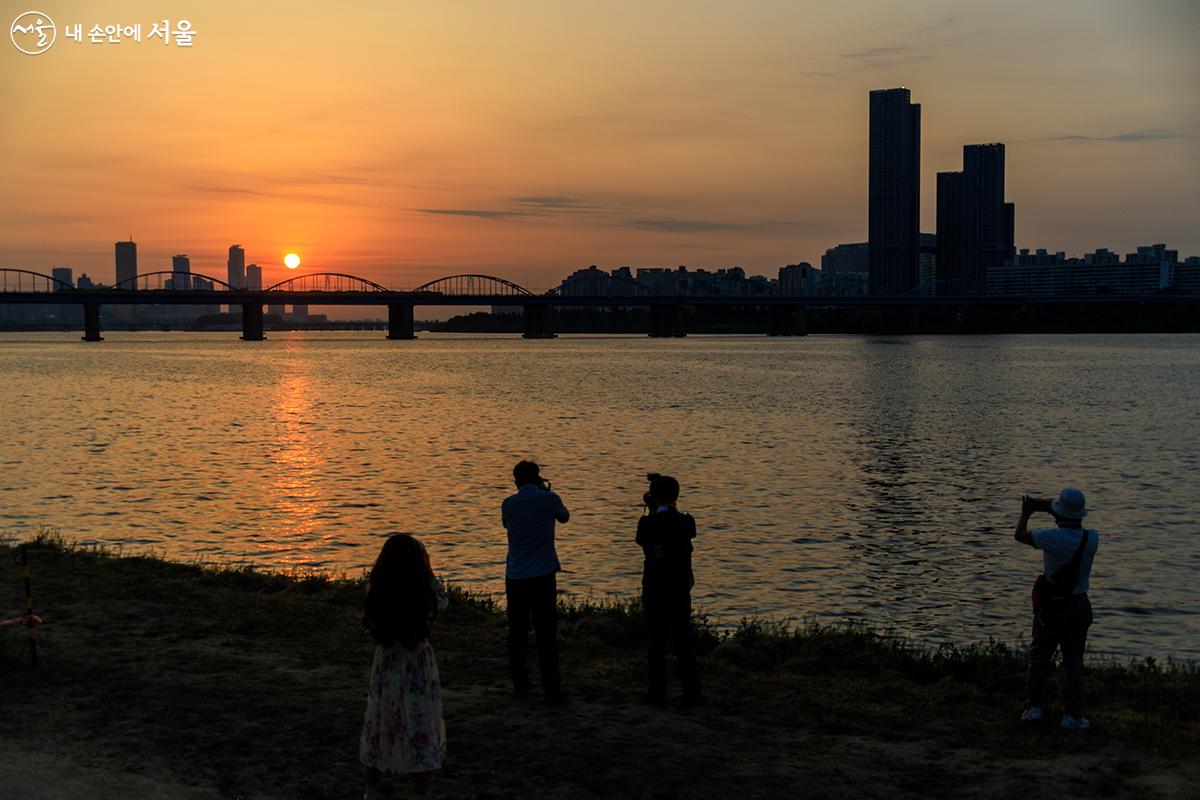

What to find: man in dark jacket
left=636, top=474, right=700, bottom=706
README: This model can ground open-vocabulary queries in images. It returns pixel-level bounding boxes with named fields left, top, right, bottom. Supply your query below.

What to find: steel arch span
left=546, top=274, right=659, bottom=297
left=411, top=274, right=533, bottom=296
left=0, top=268, right=77, bottom=293
left=111, top=271, right=235, bottom=291
left=266, top=273, right=389, bottom=292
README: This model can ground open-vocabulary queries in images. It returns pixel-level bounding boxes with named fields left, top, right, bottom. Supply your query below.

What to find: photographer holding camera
left=1014, top=487, right=1099, bottom=731
left=501, top=460, right=570, bottom=705
left=636, top=473, right=701, bottom=706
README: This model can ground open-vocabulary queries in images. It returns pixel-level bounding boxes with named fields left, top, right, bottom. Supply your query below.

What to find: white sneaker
left=1020, top=705, right=1043, bottom=722
left=1060, top=714, right=1091, bottom=731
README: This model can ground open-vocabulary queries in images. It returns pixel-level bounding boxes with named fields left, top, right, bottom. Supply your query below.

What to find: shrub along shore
left=1, top=534, right=1197, bottom=799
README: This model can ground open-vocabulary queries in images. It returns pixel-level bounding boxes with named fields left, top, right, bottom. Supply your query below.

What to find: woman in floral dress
left=360, top=534, right=448, bottom=798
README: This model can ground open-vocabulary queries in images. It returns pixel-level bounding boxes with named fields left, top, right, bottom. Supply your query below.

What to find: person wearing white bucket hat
left=1014, top=488, right=1100, bottom=731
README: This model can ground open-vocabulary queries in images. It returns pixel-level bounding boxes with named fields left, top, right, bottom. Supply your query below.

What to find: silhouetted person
left=360, top=534, right=448, bottom=799
left=1014, top=487, right=1099, bottom=731
left=502, top=460, right=569, bottom=705
left=637, top=473, right=700, bottom=706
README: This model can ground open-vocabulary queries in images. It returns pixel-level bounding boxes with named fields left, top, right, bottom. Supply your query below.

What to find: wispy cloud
left=842, top=45, right=913, bottom=60
left=418, top=195, right=602, bottom=221
left=417, top=208, right=530, bottom=220
left=620, top=219, right=747, bottom=233
left=511, top=195, right=590, bottom=210
left=1041, top=129, right=1197, bottom=143
left=801, top=15, right=957, bottom=78
left=185, top=183, right=373, bottom=207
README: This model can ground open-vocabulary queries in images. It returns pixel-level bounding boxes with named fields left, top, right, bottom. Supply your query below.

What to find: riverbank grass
left=1, top=533, right=1197, bottom=799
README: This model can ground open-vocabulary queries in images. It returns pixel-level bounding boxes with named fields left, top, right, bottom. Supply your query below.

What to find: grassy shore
left=1, top=535, right=1197, bottom=799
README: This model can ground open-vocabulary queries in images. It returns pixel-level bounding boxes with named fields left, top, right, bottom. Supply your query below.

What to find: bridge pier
left=241, top=303, right=265, bottom=341
left=81, top=303, right=103, bottom=341
left=648, top=304, right=686, bottom=337
left=876, top=306, right=921, bottom=335
left=766, top=305, right=807, bottom=336
left=522, top=304, right=556, bottom=339
left=387, top=303, right=416, bottom=339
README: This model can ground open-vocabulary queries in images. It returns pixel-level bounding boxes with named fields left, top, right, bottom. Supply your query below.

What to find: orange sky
left=2, top=0, right=1198, bottom=290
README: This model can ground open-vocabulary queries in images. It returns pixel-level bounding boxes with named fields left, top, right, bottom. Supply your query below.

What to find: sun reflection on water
left=263, top=367, right=329, bottom=567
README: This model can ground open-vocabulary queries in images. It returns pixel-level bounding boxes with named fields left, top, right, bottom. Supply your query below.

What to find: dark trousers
left=644, top=587, right=700, bottom=701
left=1027, top=593, right=1093, bottom=716
left=506, top=573, right=560, bottom=695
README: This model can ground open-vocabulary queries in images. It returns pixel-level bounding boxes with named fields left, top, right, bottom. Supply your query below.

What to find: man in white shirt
left=502, top=460, right=570, bottom=705
left=1014, top=487, right=1099, bottom=731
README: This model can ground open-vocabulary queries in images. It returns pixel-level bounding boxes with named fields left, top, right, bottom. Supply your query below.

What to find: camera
left=1022, top=495, right=1053, bottom=514
left=643, top=472, right=661, bottom=509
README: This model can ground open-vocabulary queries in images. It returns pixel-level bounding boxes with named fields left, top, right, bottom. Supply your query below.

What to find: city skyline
left=2, top=1, right=1198, bottom=289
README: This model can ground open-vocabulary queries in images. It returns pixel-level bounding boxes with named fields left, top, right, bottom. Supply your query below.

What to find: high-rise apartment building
left=226, top=244, right=246, bottom=316
left=115, top=240, right=137, bottom=287
left=936, top=144, right=1014, bottom=293
left=114, top=239, right=138, bottom=322
left=868, top=88, right=921, bottom=295
left=172, top=254, right=191, bottom=289
left=245, top=264, right=262, bottom=290
left=227, top=244, right=245, bottom=289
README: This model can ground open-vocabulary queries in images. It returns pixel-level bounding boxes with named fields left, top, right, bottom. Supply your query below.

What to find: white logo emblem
left=10, top=11, right=56, bottom=55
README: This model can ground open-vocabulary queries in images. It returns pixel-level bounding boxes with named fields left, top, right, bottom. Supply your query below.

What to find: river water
left=1, top=332, right=1197, bottom=659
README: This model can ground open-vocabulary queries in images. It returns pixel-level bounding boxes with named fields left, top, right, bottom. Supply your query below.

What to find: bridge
left=1, top=268, right=1195, bottom=341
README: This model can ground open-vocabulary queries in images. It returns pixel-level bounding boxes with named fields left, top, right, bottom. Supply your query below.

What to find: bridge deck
left=2, top=290, right=1197, bottom=307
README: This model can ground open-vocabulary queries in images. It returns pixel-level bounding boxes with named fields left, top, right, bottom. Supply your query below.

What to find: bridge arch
left=0, top=268, right=78, bottom=293
left=545, top=274, right=659, bottom=297
left=266, top=272, right=389, bottom=292
left=411, top=274, right=533, bottom=296
left=112, top=271, right=235, bottom=291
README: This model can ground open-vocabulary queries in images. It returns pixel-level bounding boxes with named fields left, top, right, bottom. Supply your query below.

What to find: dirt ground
left=1, top=541, right=1196, bottom=799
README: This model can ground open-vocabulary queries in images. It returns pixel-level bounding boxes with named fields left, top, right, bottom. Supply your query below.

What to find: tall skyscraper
left=227, top=245, right=245, bottom=289
left=115, top=239, right=137, bottom=287
left=225, top=245, right=246, bottom=317
left=868, top=88, right=921, bottom=295
left=936, top=171, right=963, bottom=290
left=245, top=264, right=262, bottom=290
left=114, top=239, right=138, bottom=322
left=962, top=144, right=1007, bottom=290
left=171, top=254, right=192, bottom=289
left=936, top=144, right=1012, bottom=293
left=1004, top=202, right=1016, bottom=266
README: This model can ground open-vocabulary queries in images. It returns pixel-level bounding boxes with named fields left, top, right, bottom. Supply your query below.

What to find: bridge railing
left=111, top=271, right=234, bottom=291
left=0, top=268, right=77, bottom=293
left=411, top=274, right=534, bottom=297
left=266, top=273, right=389, bottom=292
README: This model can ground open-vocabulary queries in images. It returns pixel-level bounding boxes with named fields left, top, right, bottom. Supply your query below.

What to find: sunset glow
left=1, top=2, right=1197, bottom=292
left=284, top=253, right=301, bottom=270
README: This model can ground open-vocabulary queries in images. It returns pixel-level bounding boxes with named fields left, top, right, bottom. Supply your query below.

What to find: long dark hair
left=363, top=534, right=438, bottom=648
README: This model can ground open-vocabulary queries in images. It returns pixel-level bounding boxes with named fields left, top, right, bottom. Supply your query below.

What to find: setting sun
left=284, top=253, right=301, bottom=270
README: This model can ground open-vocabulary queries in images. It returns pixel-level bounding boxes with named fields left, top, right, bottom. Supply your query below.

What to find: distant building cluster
left=0, top=241, right=315, bottom=327
left=531, top=88, right=1196, bottom=300
left=992, top=244, right=1200, bottom=296
left=4, top=86, right=1198, bottom=320
left=530, top=237, right=1196, bottom=302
